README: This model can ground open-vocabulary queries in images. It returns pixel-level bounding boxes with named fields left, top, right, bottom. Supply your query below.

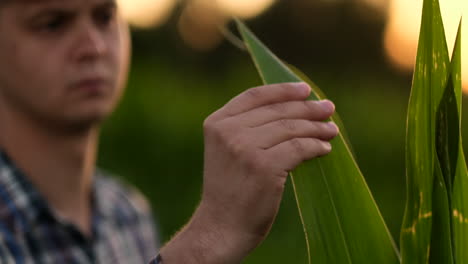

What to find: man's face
left=0, top=0, right=130, bottom=131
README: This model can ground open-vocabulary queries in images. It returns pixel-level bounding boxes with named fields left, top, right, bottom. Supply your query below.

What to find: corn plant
left=235, top=0, right=466, bottom=262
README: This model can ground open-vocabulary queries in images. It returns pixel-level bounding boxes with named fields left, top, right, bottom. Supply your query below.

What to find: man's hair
left=0, top=0, right=11, bottom=8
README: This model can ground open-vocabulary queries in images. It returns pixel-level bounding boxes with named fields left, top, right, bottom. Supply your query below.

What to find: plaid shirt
left=0, top=151, right=161, bottom=263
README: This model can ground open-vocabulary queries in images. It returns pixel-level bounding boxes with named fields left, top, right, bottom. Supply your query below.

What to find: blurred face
left=0, top=0, right=130, bottom=131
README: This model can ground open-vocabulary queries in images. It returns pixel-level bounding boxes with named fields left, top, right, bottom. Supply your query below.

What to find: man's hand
left=159, top=82, right=338, bottom=263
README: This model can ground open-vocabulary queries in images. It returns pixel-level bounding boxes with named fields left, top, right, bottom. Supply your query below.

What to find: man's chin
left=37, top=101, right=118, bottom=135
left=47, top=112, right=110, bottom=136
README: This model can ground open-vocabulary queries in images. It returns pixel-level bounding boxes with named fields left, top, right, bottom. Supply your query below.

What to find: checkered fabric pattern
left=0, top=151, right=160, bottom=263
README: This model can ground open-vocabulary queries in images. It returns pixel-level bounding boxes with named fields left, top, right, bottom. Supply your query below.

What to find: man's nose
left=73, top=22, right=108, bottom=62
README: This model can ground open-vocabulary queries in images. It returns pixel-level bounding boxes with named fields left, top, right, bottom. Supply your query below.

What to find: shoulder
left=94, top=170, right=160, bottom=259
left=94, top=169, right=153, bottom=221
left=94, top=169, right=160, bottom=249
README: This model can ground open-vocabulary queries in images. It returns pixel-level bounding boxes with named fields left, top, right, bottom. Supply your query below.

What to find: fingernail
left=322, top=141, right=332, bottom=151
left=296, top=82, right=311, bottom=96
left=326, top=122, right=339, bottom=133
left=318, top=100, right=335, bottom=113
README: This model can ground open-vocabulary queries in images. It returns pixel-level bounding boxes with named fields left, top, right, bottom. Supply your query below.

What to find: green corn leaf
left=430, top=21, right=462, bottom=264
left=452, top=21, right=463, bottom=111
left=429, top=161, right=454, bottom=263
left=286, top=63, right=355, bottom=157
left=453, top=152, right=468, bottom=264
left=450, top=21, right=468, bottom=264
left=436, top=71, right=459, bottom=203
left=430, top=55, right=459, bottom=264
left=400, top=0, right=451, bottom=262
left=236, top=20, right=400, bottom=264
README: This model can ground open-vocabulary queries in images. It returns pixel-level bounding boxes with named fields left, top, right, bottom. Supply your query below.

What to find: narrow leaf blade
left=429, top=161, right=454, bottom=263
left=450, top=19, right=468, bottom=264
left=236, top=20, right=400, bottom=264
left=400, top=0, right=451, bottom=261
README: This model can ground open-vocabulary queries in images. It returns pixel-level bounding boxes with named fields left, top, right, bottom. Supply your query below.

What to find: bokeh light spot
left=384, top=0, right=468, bottom=92
left=117, top=0, right=177, bottom=28
left=215, top=0, right=276, bottom=19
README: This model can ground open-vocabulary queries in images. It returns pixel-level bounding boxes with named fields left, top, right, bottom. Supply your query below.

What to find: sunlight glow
left=384, top=0, right=468, bottom=91
left=360, top=0, right=388, bottom=13
left=215, top=0, right=276, bottom=19
left=178, top=0, right=226, bottom=51
left=117, top=0, right=177, bottom=28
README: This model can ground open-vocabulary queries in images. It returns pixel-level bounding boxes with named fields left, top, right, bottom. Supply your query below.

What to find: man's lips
left=72, top=78, right=110, bottom=95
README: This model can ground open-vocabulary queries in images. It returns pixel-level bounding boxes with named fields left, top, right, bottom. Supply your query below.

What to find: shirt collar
left=0, top=151, right=48, bottom=232
left=0, top=151, right=115, bottom=233
left=93, top=170, right=117, bottom=221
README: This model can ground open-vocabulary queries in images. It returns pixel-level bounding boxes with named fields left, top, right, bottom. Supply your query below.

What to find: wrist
left=159, top=203, right=258, bottom=264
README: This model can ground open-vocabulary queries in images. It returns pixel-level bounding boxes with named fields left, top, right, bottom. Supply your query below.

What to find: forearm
left=158, top=206, right=254, bottom=264
left=159, top=222, right=228, bottom=263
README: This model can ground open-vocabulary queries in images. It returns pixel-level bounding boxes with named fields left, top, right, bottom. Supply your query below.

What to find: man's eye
left=94, top=7, right=116, bottom=27
left=38, top=16, right=68, bottom=32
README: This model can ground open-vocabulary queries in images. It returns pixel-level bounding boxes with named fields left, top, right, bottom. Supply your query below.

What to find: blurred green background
left=97, top=0, right=468, bottom=263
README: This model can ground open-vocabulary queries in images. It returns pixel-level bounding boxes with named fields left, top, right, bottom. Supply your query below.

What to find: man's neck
left=0, top=110, right=99, bottom=236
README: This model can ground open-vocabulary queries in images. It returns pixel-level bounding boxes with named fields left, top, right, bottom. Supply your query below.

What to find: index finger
left=213, top=82, right=311, bottom=120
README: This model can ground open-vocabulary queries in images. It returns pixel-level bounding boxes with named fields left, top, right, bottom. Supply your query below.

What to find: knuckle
left=203, top=116, right=214, bottom=132
left=278, top=119, right=296, bottom=132
left=266, top=102, right=287, bottom=114
left=303, top=101, right=330, bottom=119
left=280, top=82, right=300, bottom=95
left=308, top=121, right=320, bottom=133
left=244, top=152, right=269, bottom=174
left=226, top=134, right=247, bottom=155
left=204, top=119, right=232, bottom=142
left=317, top=122, right=333, bottom=136
left=290, top=138, right=306, bottom=156
left=246, top=86, right=262, bottom=99
left=303, top=100, right=319, bottom=114
left=203, top=112, right=225, bottom=133
left=203, top=122, right=218, bottom=139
